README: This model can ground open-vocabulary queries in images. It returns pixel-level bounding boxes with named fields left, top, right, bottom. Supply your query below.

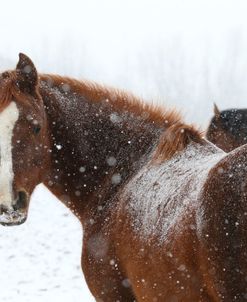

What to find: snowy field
left=0, top=185, right=94, bottom=302
left=1, top=0, right=247, bottom=301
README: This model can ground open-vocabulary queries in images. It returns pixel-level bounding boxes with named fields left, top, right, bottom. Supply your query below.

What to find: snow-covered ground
left=0, top=185, right=95, bottom=301
left=1, top=0, right=247, bottom=301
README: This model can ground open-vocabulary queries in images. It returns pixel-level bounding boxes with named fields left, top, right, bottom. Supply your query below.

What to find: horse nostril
left=14, top=191, right=28, bottom=210
left=0, top=204, right=11, bottom=215
left=0, top=205, right=7, bottom=215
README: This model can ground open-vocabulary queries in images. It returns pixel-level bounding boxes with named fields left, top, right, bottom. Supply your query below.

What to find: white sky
left=1, top=0, right=247, bottom=124
left=1, top=0, right=246, bottom=65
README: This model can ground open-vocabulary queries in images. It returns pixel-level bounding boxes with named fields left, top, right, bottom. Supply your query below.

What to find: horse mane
left=40, top=74, right=203, bottom=163
left=0, top=71, right=203, bottom=163
left=40, top=74, right=181, bottom=125
left=151, top=123, right=203, bottom=163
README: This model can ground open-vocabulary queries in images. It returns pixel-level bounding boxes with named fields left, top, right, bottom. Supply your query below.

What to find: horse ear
left=16, top=53, right=38, bottom=95
left=213, top=103, right=221, bottom=119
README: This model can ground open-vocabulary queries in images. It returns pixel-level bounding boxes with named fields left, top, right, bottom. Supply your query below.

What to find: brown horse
left=1, top=54, right=247, bottom=301
left=206, top=104, right=247, bottom=152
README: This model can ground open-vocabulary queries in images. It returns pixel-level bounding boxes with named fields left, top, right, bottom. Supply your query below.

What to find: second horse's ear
left=16, top=53, right=38, bottom=95
left=213, top=103, right=221, bottom=119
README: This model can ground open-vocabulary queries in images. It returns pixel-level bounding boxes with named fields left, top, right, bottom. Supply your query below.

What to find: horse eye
left=33, top=125, right=41, bottom=134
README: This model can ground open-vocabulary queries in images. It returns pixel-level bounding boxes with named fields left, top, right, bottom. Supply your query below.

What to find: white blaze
left=0, top=102, right=19, bottom=208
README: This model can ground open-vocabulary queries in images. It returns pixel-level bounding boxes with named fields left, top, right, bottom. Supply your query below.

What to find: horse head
left=0, top=54, right=49, bottom=225
left=206, top=103, right=247, bottom=152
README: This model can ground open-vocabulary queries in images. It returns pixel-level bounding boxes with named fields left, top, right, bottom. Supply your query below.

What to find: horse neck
left=40, top=79, right=163, bottom=222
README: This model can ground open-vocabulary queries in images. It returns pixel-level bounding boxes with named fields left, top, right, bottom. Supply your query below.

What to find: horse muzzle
left=0, top=191, right=28, bottom=226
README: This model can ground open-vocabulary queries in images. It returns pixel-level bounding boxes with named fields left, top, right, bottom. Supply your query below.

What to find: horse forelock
left=0, top=70, right=42, bottom=113
left=0, top=71, right=16, bottom=113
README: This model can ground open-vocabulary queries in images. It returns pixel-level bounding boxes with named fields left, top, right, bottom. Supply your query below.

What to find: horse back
left=111, top=141, right=226, bottom=301
left=118, top=141, right=224, bottom=242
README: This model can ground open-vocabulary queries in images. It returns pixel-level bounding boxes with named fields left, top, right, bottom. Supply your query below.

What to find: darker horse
left=1, top=54, right=247, bottom=301
left=206, top=104, right=247, bottom=152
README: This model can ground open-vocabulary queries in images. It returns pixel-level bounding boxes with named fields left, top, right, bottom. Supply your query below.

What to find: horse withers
left=1, top=54, right=247, bottom=301
left=206, top=103, right=247, bottom=152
